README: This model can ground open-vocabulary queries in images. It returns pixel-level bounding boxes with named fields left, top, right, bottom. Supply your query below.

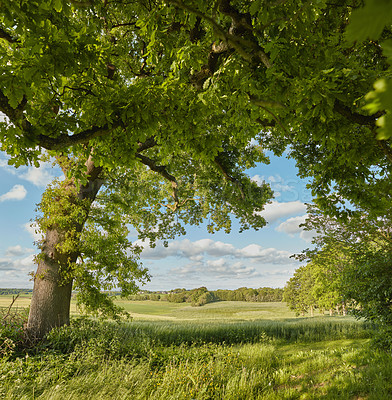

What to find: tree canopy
left=1, top=0, right=392, bottom=335
left=2, top=0, right=391, bottom=213
left=289, top=203, right=392, bottom=346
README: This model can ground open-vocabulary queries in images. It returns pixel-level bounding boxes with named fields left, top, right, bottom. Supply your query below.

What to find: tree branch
left=218, top=0, right=253, bottom=34
left=333, top=99, right=383, bottom=127
left=377, top=140, right=392, bottom=165
left=214, top=157, right=245, bottom=199
left=2, top=294, right=20, bottom=321
left=333, top=99, right=392, bottom=164
left=256, top=104, right=289, bottom=135
left=0, top=27, right=18, bottom=44
left=0, top=88, right=120, bottom=150
left=137, top=137, right=157, bottom=152
left=34, top=123, right=122, bottom=151
left=135, top=153, right=180, bottom=210
left=256, top=118, right=276, bottom=128
left=166, top=0, right=272, bottom=69
left=191, top=42, right=233, bottom=89
left=249, top=95, right=286, bottom=109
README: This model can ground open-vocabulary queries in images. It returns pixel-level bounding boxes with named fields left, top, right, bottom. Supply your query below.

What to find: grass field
left=0, top=296, right=298, bottom=320
left=117, top=300, right=299, bottom=320
left=1, top=299, right=391, bottom=399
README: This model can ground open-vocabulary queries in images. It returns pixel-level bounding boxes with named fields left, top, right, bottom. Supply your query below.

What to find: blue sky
left=0, top=150, right=314, bottom=290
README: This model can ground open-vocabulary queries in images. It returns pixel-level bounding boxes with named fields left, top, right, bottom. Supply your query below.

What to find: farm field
left=0, top=296, right=297, bottom=320
left=2, top=300, right=392, bottom=399
left=116, top=300, right=298, bottom=320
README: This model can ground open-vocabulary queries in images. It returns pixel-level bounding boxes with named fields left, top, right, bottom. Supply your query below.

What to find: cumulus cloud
left=0, top=156, right=57, bottom=187
left=258, top=201, right=306, bottom=223
left=171, top=259, right=260, bottom=279
left=251, top=175, right=267, bottom=187
left=136, top=239, right=236, bottom=260
left=238, top=244, right=292, bottom=264
left=0, top=184, right=27, bottom=202
left=138, top=238, right=294, bottom=266
left=299, top=229, right=315, bottom=242
left=0, top=254, right=35, bottom=272
left=19, top=164, right=56, bottom=187
left=5, top=245, right=34, bottom=257
left=276, top=214, right=315, bottom=243
left=252, top=174, right=298, bottom=198
left=276, top=215, right=307, bottom=235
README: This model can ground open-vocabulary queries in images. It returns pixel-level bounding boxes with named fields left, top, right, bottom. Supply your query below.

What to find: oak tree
left=1, top=0, right=391, bottom=337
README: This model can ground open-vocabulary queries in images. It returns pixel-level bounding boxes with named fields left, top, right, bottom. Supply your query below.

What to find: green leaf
left=382, top=39, right=392, bottom=64
left=53, top=0, right=63, bottom=13
left=346, top=0, right=392, bottom=42
left=249, top=0, right=262, bottom=16
left=364, top=78, right=392, bottom=139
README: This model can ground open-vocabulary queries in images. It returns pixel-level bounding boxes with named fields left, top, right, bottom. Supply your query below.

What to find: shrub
left=0, top=305, right=28, bottom=357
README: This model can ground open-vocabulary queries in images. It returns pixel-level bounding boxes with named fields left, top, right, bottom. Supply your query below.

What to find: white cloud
left=0, top=156, right=57, bottom=187
left=5, top=245, right=34, bottom=257
left=136, top=238, right=237, bottom=260
left=276, top=215, right=307, bottom=235
left=24, top=221, right=44, bottom=241
left=0, top=254, right=35, bottom=272
left=0, top=184, right=27, bottom=202
left=300, top=229, right=315, bottom=243
left=19, top=164, right=55, bottom=187
left=258, top=201, right=306, bottom=223
left=138, top=238, right=295, bottom=266
left=251, top=175, right=266, bottom=187
left=276, top=214, right=315, bottom=243
left=252, top=174, right=298, bottom=199
left=238, top=244, right=292, bottom=264
left=171, top=259, right=259, bottom=279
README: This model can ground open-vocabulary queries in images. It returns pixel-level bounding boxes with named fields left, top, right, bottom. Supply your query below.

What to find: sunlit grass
left=0, top=297, right=299, bottom=320
left=1, top=333, right=391, bottom=399
left=1, top=298, right=387, bottom=399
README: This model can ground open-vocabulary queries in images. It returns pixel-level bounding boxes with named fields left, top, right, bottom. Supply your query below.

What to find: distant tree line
left=0, top=289, right=33, bottom=296
left=128, top=286, right=283, bottom=306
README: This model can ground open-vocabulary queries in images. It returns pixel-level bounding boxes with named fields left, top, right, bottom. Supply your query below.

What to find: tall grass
left=0, top=317, right=390, bottom=399
left=121, top=317, right=373, bottom=346
left=0, top=302, right=387, bottom=400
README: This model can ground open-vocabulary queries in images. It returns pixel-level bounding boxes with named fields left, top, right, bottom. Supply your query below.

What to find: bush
left=0, top=305, right=28, bottom=357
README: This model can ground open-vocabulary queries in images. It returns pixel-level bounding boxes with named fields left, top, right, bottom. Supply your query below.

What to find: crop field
left=116, top=300, right=298, bottom=320
left=0, top=296, right=297, bottom=320
left=1, top=299, right=392, bottom=399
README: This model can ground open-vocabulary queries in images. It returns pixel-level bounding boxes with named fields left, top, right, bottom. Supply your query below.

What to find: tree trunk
left=26, top=156, right=103, bottom=338
left=310, top=305, right=314, bottom=317
left=25, top=230, right=74, bottom=338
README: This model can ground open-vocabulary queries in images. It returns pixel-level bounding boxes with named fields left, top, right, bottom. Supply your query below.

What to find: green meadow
left=117, top=300, right=296, bottom=320
left=1, top=299, right=392, bottom=399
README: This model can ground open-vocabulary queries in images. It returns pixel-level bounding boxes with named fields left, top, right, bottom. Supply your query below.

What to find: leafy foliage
left=346, top=0, right=392, bottom=140
left=1, top=1, right=392, bottom=328
left=293, top=204, right=392, bottom=348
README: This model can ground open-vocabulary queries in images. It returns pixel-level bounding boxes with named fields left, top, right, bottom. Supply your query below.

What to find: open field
left=0, top=295, right=316, bottom=320
left=2, top=300, right=390, bottom=399
left=116, top=300, right=299, bottom=320
left=0, top=294, right=82, bottom=314
left=0, top=296, right=299, bottom=320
